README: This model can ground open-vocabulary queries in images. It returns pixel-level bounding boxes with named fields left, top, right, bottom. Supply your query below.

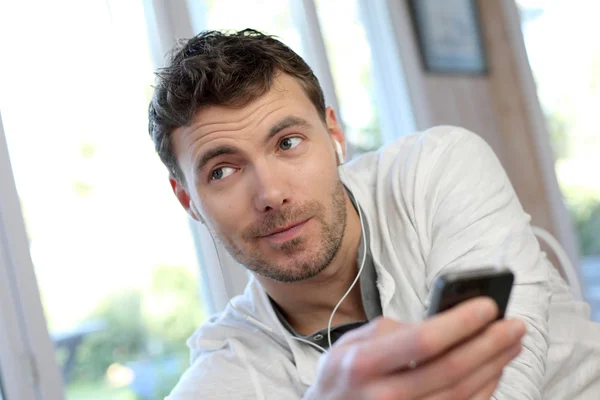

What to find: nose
left=251, top=160, right=290, bottom=213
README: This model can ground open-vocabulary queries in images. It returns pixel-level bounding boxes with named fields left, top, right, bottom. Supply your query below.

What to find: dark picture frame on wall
left=408, top=0, right=488, bottom=75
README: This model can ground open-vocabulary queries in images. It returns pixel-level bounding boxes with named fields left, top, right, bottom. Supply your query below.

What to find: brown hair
left=148, top=29, right=326, bottom=183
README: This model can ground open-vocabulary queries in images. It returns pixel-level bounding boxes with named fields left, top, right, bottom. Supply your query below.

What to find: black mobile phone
left=425, top=267, right=514, bottom=319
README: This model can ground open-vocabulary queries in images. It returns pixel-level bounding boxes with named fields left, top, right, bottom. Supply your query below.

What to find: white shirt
left=167, top=126, right=600, bottom=399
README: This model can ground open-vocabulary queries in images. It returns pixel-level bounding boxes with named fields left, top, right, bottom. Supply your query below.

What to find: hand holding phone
left=305, top=297, right=525, bottom=400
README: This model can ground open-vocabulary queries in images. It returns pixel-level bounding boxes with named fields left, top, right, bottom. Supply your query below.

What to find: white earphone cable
left=326, top=165, right=368, bottom=349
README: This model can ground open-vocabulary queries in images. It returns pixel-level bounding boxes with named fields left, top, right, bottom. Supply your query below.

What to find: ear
left=170, top=176, right=205, bottom=224
left=325, top=106, right=346, bottom=163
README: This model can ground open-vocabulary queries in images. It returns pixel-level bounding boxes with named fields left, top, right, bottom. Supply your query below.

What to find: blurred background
left=0, top=0, right=598, bottom=399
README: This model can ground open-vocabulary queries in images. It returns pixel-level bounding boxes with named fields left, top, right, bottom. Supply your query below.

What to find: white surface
left=0, top=112, right=65, bottom=399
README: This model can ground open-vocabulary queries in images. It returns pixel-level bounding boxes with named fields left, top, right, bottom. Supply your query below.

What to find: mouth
left=258, top=218, right=311, bottom=243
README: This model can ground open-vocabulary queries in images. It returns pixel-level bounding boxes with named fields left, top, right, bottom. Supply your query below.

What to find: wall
left=386, top=0, right=580, bottom=273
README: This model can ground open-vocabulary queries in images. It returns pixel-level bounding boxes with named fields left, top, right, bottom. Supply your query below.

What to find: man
left=148, top=29, right=600, bottom=399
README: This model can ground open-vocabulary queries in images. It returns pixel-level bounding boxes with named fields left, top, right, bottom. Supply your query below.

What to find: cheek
left=199, top=189, right=252, bottom=237
left=288, top=151, right=338, bottom=194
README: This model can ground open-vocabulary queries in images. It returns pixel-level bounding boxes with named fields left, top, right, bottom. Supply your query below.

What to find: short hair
left=148, top=29, right=326, bottom=182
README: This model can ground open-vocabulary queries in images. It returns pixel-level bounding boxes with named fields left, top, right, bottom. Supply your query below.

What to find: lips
left=260, top=218, right=311, bottom=238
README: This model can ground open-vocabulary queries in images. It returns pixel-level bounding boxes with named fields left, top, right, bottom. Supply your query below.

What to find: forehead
left=182, top=74, right=316, bottom=139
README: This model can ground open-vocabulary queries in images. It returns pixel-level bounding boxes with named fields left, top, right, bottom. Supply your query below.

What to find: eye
left=210, top=166, right=236, bottom=181
left=279, top=136, right=303, bottom=151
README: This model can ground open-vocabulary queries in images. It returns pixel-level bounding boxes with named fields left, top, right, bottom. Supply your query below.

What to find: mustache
left=242, top=202, right=322, bottom=239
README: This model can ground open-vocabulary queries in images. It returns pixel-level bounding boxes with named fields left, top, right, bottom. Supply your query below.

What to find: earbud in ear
left=190, top=202, right=205, bottom=224
left=334, top=140, right=345, bottom=165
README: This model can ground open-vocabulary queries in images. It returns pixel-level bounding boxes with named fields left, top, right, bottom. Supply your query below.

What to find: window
left=203, top=0, right=304, bottom=57
left=518, top=0, right=600, bottom=320
left=0, top=1, right=205, bottom=398
left=315, top=0, right=383, bottom=152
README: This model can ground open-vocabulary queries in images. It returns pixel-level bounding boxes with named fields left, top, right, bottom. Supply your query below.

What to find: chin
left=250, top=250, right=330, bottom=283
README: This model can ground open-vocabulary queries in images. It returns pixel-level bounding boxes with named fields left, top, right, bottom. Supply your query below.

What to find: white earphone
left=334, top=140, right=344, bottom=165
left=190, top=202, right=205, bottom=224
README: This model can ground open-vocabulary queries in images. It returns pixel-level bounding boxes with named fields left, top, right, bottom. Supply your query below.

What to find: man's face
left=171, top=73, right=348, bottom=283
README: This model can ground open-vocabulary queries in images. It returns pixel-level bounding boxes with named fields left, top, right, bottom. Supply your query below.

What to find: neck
left=257, top=193, right=366, bottom=335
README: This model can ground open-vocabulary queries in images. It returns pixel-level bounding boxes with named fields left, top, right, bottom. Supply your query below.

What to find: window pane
left=518, top=0, right=600, bottom=320
left=203, top=0, right=303, bottom=57
left=315, top=0, right=383, bottom=152
left=0, top=1, right=205, bottom=399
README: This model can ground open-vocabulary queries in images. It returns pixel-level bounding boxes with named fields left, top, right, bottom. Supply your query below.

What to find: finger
left=424, top=342, right=521, bottom=400
left=407, top=319, right=524, bottom=397
left=318, top=318, right=410, bottom=381
left=411, top=297, right=501, bottom=364
left=342, top=297, right=500, bottom=380
left=362, top=320, right=524, bottom=399
left=334, top=317, right=410, bottom=349
left=470, top=374, right=503, bottom=400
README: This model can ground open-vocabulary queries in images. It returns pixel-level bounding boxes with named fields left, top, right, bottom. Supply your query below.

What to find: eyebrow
left=265, top=116, right=311, bottom=144
left=196, top=145, right=239, bottom=172
left=195, top=116, right=312, bottom=172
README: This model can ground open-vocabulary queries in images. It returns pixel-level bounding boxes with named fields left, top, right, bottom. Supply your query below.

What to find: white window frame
left=143, top=0, right=414, bottom=313
left=0, top=112, right=65, bottom=400
left=357, top=0, right=416, bottom=143
left=290, top=0, right=342, bottom=122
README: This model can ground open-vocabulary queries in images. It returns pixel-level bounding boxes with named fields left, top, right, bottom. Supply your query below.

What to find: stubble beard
left=216, top=180, right=348, bottom=283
